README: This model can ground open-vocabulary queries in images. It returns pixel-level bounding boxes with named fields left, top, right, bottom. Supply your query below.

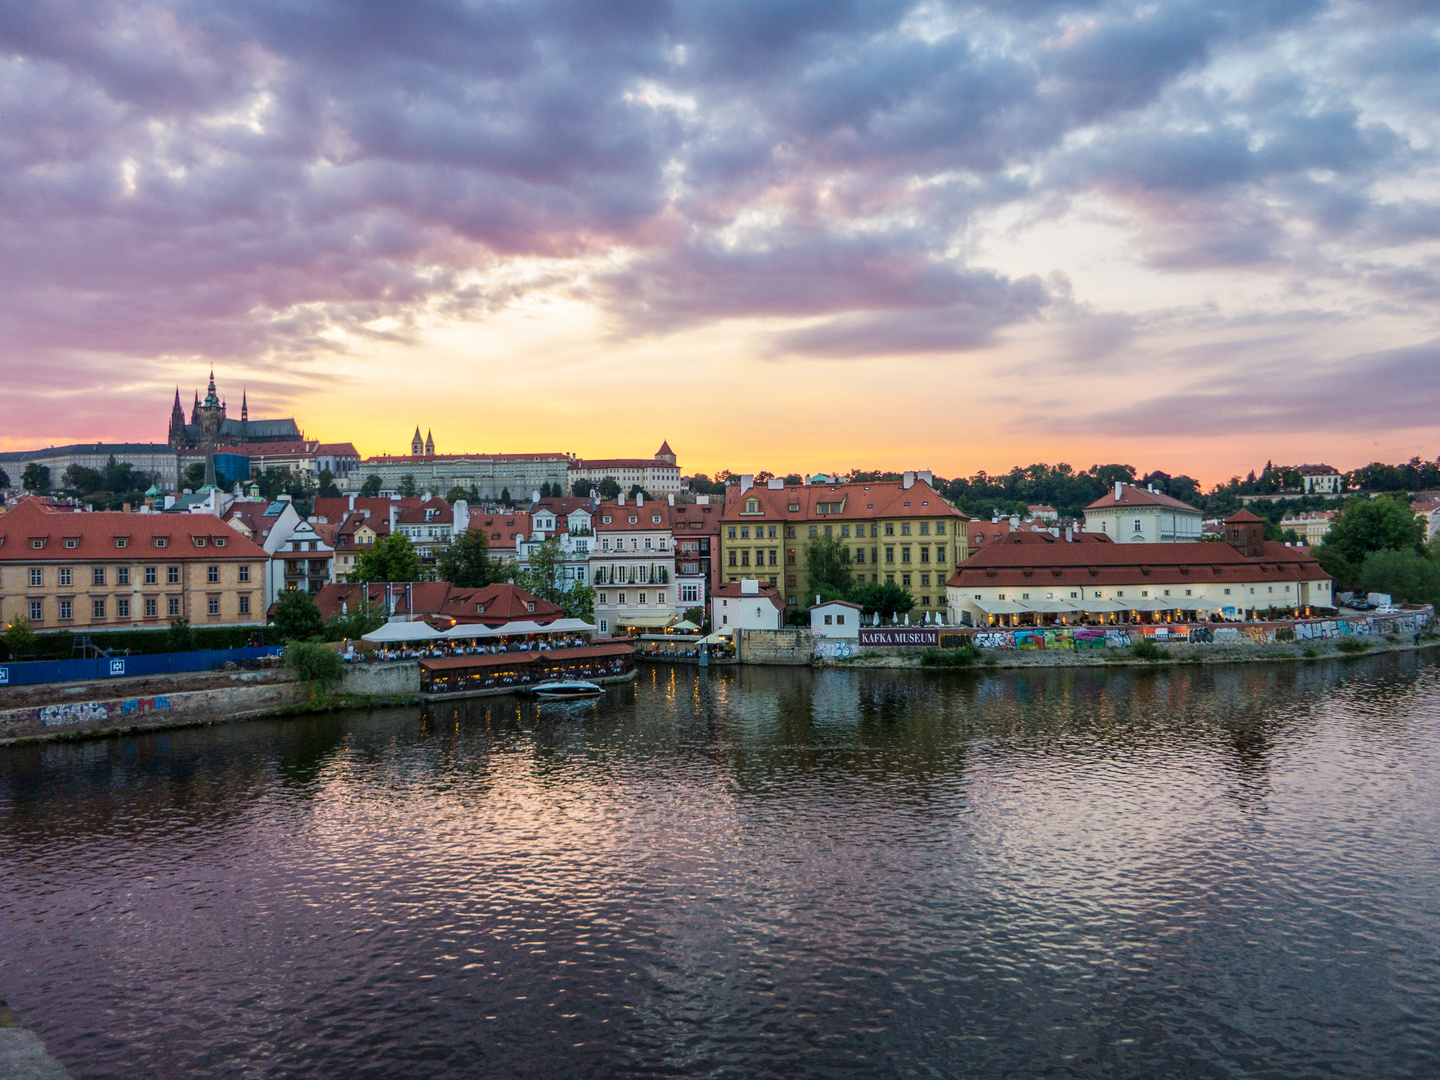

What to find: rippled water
left=3, top=656, right=1440, bottom=1079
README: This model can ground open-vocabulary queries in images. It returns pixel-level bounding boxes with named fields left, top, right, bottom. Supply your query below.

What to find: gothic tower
left=411, top=426, right=424, bottom=455
left=196, top=367, right=227, bottom=449
left=168, top=388, right=188, bottom=451
left=424, top=429, right=435, bottom=456
left=240, top=388, right=249, bottom=442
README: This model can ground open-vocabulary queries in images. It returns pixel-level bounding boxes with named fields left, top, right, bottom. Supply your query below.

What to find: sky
left=1, top=0, right=1438, bottom=486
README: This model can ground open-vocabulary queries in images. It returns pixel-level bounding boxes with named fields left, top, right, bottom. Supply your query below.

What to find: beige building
left=0, top=499, right=267, bottom=633
left=568, top=443, right=682, bottom=495
left=1280, top=510, right=1336, bottom=545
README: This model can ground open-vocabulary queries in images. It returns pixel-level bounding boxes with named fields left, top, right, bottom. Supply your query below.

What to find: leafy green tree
left=62, top=463, right=103, bottom=492
left=182, top=462, right=207, bottom=490
left=498, top=485, right=511, bottom=504
left=570, top=478, right=590, bottom=497
left=1359, top=549, right=1440, bottom=607
left=167, top=617, right=195, bottom=652
left=805, top=535, right=853, bottom=599
left=849, top=580, right=915, bottom=622
left=3, top=614, right=38, bottom=659
left=397, top=474, right=418, bottom=498
left=596, top=476, right=621, bottom=500
left=1324, top=495, right=1425, bottom=564
left=683, top=606, right=707, bottom=632
left=285, top=641, right=343, bottom=692
left=445, top=485, right=471, bottom=504
left=0, top=465, right=9, bottom=489
left=21, top=463, right=50, bottom=492
left=513, top=536, right=595, bottom=619
left=627, top=484, right=652, bottom=500
left=317, top=468, right=342, bottom=499
left=359, top=474, right=383, bottom=497
left=353, top=533, right=422, bottom=583
left=272, top=589, right=326, bottom=642
left=1313, top=545, right=1358, bottom=590
left=326, top=598, right=387, bottom=641
left=782, top=474, right=803, bottom=486
left=437, top=528, right=501, bottom=587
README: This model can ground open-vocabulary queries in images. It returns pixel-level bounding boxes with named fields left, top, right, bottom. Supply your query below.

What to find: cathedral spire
left=411, top=426, right=424, bottom=456
left=241, top=387, right=248, bottom=422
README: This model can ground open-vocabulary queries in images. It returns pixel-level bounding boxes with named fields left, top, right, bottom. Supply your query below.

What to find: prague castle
left=167, top=368, right=302, bottom=452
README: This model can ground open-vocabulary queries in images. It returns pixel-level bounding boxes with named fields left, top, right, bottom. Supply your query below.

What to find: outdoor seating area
left=348, top=617, right=600, bottom=663
left=418, top=642, right=636, bottom=696
left=969, top=596, right=1319, bottom=628
left=635, top=628, right=736, bottom=662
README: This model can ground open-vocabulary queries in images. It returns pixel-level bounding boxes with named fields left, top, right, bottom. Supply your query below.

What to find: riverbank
left=819, top=633, right=1438, bottom=670
left=0, top=999, right=73, bottom=1080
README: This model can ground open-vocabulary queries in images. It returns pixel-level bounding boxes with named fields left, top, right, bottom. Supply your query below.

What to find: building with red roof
left=568, top=442, right=682, bottom=494
left=0, top=499, right=269, bottom=632
left=1083, top=482, right=1204, bottom=542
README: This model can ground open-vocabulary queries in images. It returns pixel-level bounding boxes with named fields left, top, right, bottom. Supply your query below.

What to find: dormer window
left=115, top=538, right=129, bottom=549
left=476, top=603, right=486, bottom=613
left=64, top=538, right=78, bottom=549
left=629, top=516, right=638, bottom=524
left=215, top=537, right=226, bottom=547
left=745, top=498, right=759, bottom=513
left=155, top=537, right=168, bottom=548
left=194, top=537, right=207, bottom=547
left=603, top=516, right=612, bottom=524
left=526, top=602, right=535, bottom=612
left=30, top=538, right=44, bottom=550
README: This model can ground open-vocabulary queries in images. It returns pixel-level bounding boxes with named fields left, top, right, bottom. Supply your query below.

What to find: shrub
left=285, top=641, right=343, bottom=686
left=920, top=644, right=980, bottom=668
left=167, top=618, right=195, bottom=652
left=2, top=615, right=38, bottom=660
left=1131, top=637, right=1162, bottom=661
left=1302, top=647, right=1318, bottom=658
left=1337, top=638, right=1370, bottom=654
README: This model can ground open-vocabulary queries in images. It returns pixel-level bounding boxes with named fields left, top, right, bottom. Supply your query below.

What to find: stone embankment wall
left=738, top=629, right=814, bottom=666
left=339, top=662, right=421, bottom=696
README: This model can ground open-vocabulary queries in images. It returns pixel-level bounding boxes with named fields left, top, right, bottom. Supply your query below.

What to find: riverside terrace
left=945, top=512, right=1333, bottom=628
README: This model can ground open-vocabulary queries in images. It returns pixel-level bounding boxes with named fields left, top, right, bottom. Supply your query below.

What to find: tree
left=499, top=485, right=512, bottom=504
left=22, top=463, right=50, bottom=492
left=360, top=474, right=383, bottom=497
left=0, top=465, right=9, bottom=489
left=3, top=614, right=38, bottom=660
left=570, top=478, right=591, bottom=497
left=436, top=528, right=501, bottom=587
left=519, top=535, right=565, bottom=597
left=445, top=485, right=471, bottom=504
left=272, top=589, right=326, bottom=642
left=182, top=462, right=207, bottom=490
left=1324, top=495, right=1425, bottom=564
left=1313, top=544, right=1358, bottom=591
left=1359, top=548, right=1440, bottom=607
left=317, top=468, right=342, bottom=499
left=167, top=618, right=195, bottom=652
left=805, top=535, right=853, bottom=600
left=397, top=474, right=418, bottom=498
left=285, top=641, right=343, bottom=690
left=628, top=483, right=652, bottom=500
left=353, top=533, right=422, bottom=583
left=683, top=606, right=707, bottom=632
left=596, top=476, right=621, bottom=500
left=783, top=474, right=803, bottom=486
left=539, top=481, right=553, bottom=499
left=326, top=598, right=387, bottom=641
left=849, top=580, right=915, bottom=622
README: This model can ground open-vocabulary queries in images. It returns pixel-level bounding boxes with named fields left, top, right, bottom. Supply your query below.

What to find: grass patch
left=919, top=645, right=980, bottom=668
left=1302, top=647, right=1318, bottom=658
left=1131, top=637, right=1163, bottom=662
left=1337, top=638, right=1371, bottom=654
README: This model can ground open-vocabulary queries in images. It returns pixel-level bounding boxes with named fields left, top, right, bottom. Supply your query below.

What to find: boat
left=531, top=679, right=604, bottom=700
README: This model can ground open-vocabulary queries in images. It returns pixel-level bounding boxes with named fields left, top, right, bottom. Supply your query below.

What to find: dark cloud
left=0, top=0, right=1437, bottom=441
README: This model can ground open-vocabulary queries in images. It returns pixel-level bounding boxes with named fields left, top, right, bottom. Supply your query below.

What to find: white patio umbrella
left=362, top=621, right=444, bottom=643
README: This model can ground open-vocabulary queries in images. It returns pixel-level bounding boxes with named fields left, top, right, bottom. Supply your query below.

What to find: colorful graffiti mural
left=20, top=695, right=173, bottom=731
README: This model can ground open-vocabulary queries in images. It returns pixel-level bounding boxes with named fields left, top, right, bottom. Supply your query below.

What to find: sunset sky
left=2, top=1, right=1438, bottom=486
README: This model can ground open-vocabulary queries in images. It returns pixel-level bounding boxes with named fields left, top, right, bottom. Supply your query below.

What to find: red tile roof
left=575, top=458, right=678, bottom=470
left=1224, top=509, right=1265, bottom=523
left=947, top=539, right=1329, bottom=590
left=470, top=513, right=533, bottom=549
left=312, top=581, right=456, bottom=621
left=439, top=583, right=563, bottom=625
left=593, top=501, right=673, bottom=531
left=1085, top=484, right=1201, bottom=512
left=359, top=452, right=570, bottom=465
left=719, top=479, right=965, bottom=523
left=712, top=581, right=785, bottom=609
left=0, top=499, right=267, bottom=561
left=316, top=443, right=360, bottom=456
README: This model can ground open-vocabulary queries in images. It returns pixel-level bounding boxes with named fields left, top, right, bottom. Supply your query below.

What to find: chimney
left=636, top=492, right=644, bottom=507
left=667, top=494, right=675, bottom=506
left=918, top=470, right=933, bottom=486
left=1010, top=514, right=1020, bottom=531
left=767, top=478, right=784, bottom=489
left=348, top=493, right=355, bottom=512
left=618, top=492, right=626, bottom=506
left=741, top=578, right=759, bottom=595
left=389, top=503, right=397, bottom=535
left=739, top=474, right=754, bottom=494
left=1147, top=483, right=1153, bottom=493
left=903, top=471, right=915, bottom=489
left=1114, top=480, right=1123, bottom=501
left=815, top=594, right=821, bottom=606
left=532, top=489, right=540, bottom=504
left=697, top=495, right=710, bottom=505
left=1065, top=525, right=1073, bottom=542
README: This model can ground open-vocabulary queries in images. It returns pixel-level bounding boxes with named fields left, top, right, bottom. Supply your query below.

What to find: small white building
left=712, top=578, right=784, bottom=631
left=1297, top=464, right=1344, bottom=495
left=1084, top=482, right=1203, bottom=542
left=809, top=599, right=861, bottom=639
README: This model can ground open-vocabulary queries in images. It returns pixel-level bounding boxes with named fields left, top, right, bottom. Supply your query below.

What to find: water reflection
left=1, top=653, right=1438, bottom=1079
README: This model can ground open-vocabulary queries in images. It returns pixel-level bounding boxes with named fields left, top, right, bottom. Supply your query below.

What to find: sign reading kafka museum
left=858, top=628, right=940, bottom=646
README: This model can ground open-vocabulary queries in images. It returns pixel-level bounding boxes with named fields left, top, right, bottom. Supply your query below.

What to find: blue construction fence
left=0, top=646, right=284, bottom=688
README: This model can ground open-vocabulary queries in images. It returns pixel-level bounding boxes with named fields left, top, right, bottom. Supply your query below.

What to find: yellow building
left=716, top=474, right=969, bottom=616
left=0, top=500, right=267, bottom=633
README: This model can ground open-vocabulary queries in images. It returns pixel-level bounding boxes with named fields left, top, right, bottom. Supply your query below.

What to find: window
left=728, top=551, right=737, bottom=566
left=740, top=526, right=749, bottom=539
left=855, top=548, right=866, bottom=564
left=92, top=599, right=106, bottom=620
left=617, top=593, right=627, bottom=605
left=115, top=538, right=128, bottom=549
left=117, top=598, right=130, bottom=619
left=599, top=619, right=608, bottom=634
left=785, top=526, right=795, bottom=539
left=787, top=548, right=796, bottom=564
left=809, top=526, right=818, bottom=538
left=824, top=614, right=833, bottom=625
left=214, top=538, right=226, bottom=547
left=768, top=550, right=777, bottom=565
left=727, top=527, right=736, bottom=539
left=239, top=565, right=250, bottom=583
left=920, top=546, right=930, bottom=563
left=168, top=598, right=180, bottom=617
left=936, top=522, right=946, bottom=535
left=59, top=599, right=73, bottom=620
left=1224, top=588, right=1231, bottom=595
left=1186, top=589, right=1192, bottom=596
left=28, top=568, right=42, bottom=587
left=936, top=546, right=945, bottom=564
left=598, top=592, right=607, bottom=604
left=920, top=522, right=930, bottom=535
left=903, top=574, right=912, bottom=587
left=145, top=566, right=157, bottom=585
left=167, top=566, right=180, bottom=584
left=29, top=601, right=42, bottom=621
left=64, top=539, right=77, bottom=549
left=745, top=498, right=758, bottom=513
left=1133, top=519, right=1142, bottom=533
left=59, top=567, right=72, bottom=587
left=92, top=567, right=107, bottom=586
left=901, top=523, right=911, bottom=536
left=921, top=574, right=930, bottom=587
left=681, top=584, right=699, bottom=603
left=145, top=598, right=157, bottom=618
left=901, top=547, right=911, bottom=563
left=840, top=525, right=850, bottom=537
left=885, top=547, right=895, bottom=563
left=195, top=537, right=207, bottom=547
left=204, top=596, right=219, bottom=616
left=155, top=537, right=168, bottom=548
left=30, top=539, right=44, bottom=550
left=741, top=551, right=750, bottom=566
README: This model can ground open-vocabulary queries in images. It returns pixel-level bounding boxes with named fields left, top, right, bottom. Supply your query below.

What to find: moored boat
left=531, top=679, right=603, bottom=699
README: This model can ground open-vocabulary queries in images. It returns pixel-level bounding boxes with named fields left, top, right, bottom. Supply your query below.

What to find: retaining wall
left=738, top=629, right=814, bottom=665
left=339, top=662, right=421, bottom=696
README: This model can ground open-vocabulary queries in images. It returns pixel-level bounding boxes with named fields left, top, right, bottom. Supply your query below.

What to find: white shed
left=809, top=600, right=861, bottom=639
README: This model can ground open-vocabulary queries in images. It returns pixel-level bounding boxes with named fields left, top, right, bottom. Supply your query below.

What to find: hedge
left=0, top=624, right=265, bottom=661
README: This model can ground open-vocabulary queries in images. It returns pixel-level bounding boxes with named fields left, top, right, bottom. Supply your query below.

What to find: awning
left=618, top=614, right=676, bottom=628
left=544, top=617, right=597, bottom=633
left=1022, top=599, right=1081, bottom=613
left=698, top=632, right=730, bottom=645
left=362, top=620, right=444, bottom=643
left=1074, top=599, right=1126, bottom=613
left=970, top=597, right=1030, bottom=615
left=671, top=619, right=702, bottom=633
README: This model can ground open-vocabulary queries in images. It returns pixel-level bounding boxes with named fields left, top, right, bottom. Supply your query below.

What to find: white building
left=591, top=493, right=678, bottom=636
left=1084, top=482, right=1204, bottom=542
left=1297, top=464, right=1344, bottom=495
left=568, top=442, right=682, bottom=495
left=712, top=579, right=785, bottom=631
left=809, top=599, right=861, bottom=639
left=223, top=496, right=333, bottom=607
left=517, top=497, right=596, bottom=589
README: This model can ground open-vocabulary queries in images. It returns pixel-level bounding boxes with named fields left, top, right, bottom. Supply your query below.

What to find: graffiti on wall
left=814, top=641, right=853, bottom=660
left=23, top=695, right=172, bottom=730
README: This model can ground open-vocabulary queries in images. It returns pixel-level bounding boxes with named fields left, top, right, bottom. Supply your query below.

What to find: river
left=2, top=656, right=1439, bottom=1079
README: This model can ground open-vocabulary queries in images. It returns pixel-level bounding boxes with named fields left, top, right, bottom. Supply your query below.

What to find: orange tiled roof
left=0, top=499, right=267, bottom=561
left=718, top=479, right=966, bottom=523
